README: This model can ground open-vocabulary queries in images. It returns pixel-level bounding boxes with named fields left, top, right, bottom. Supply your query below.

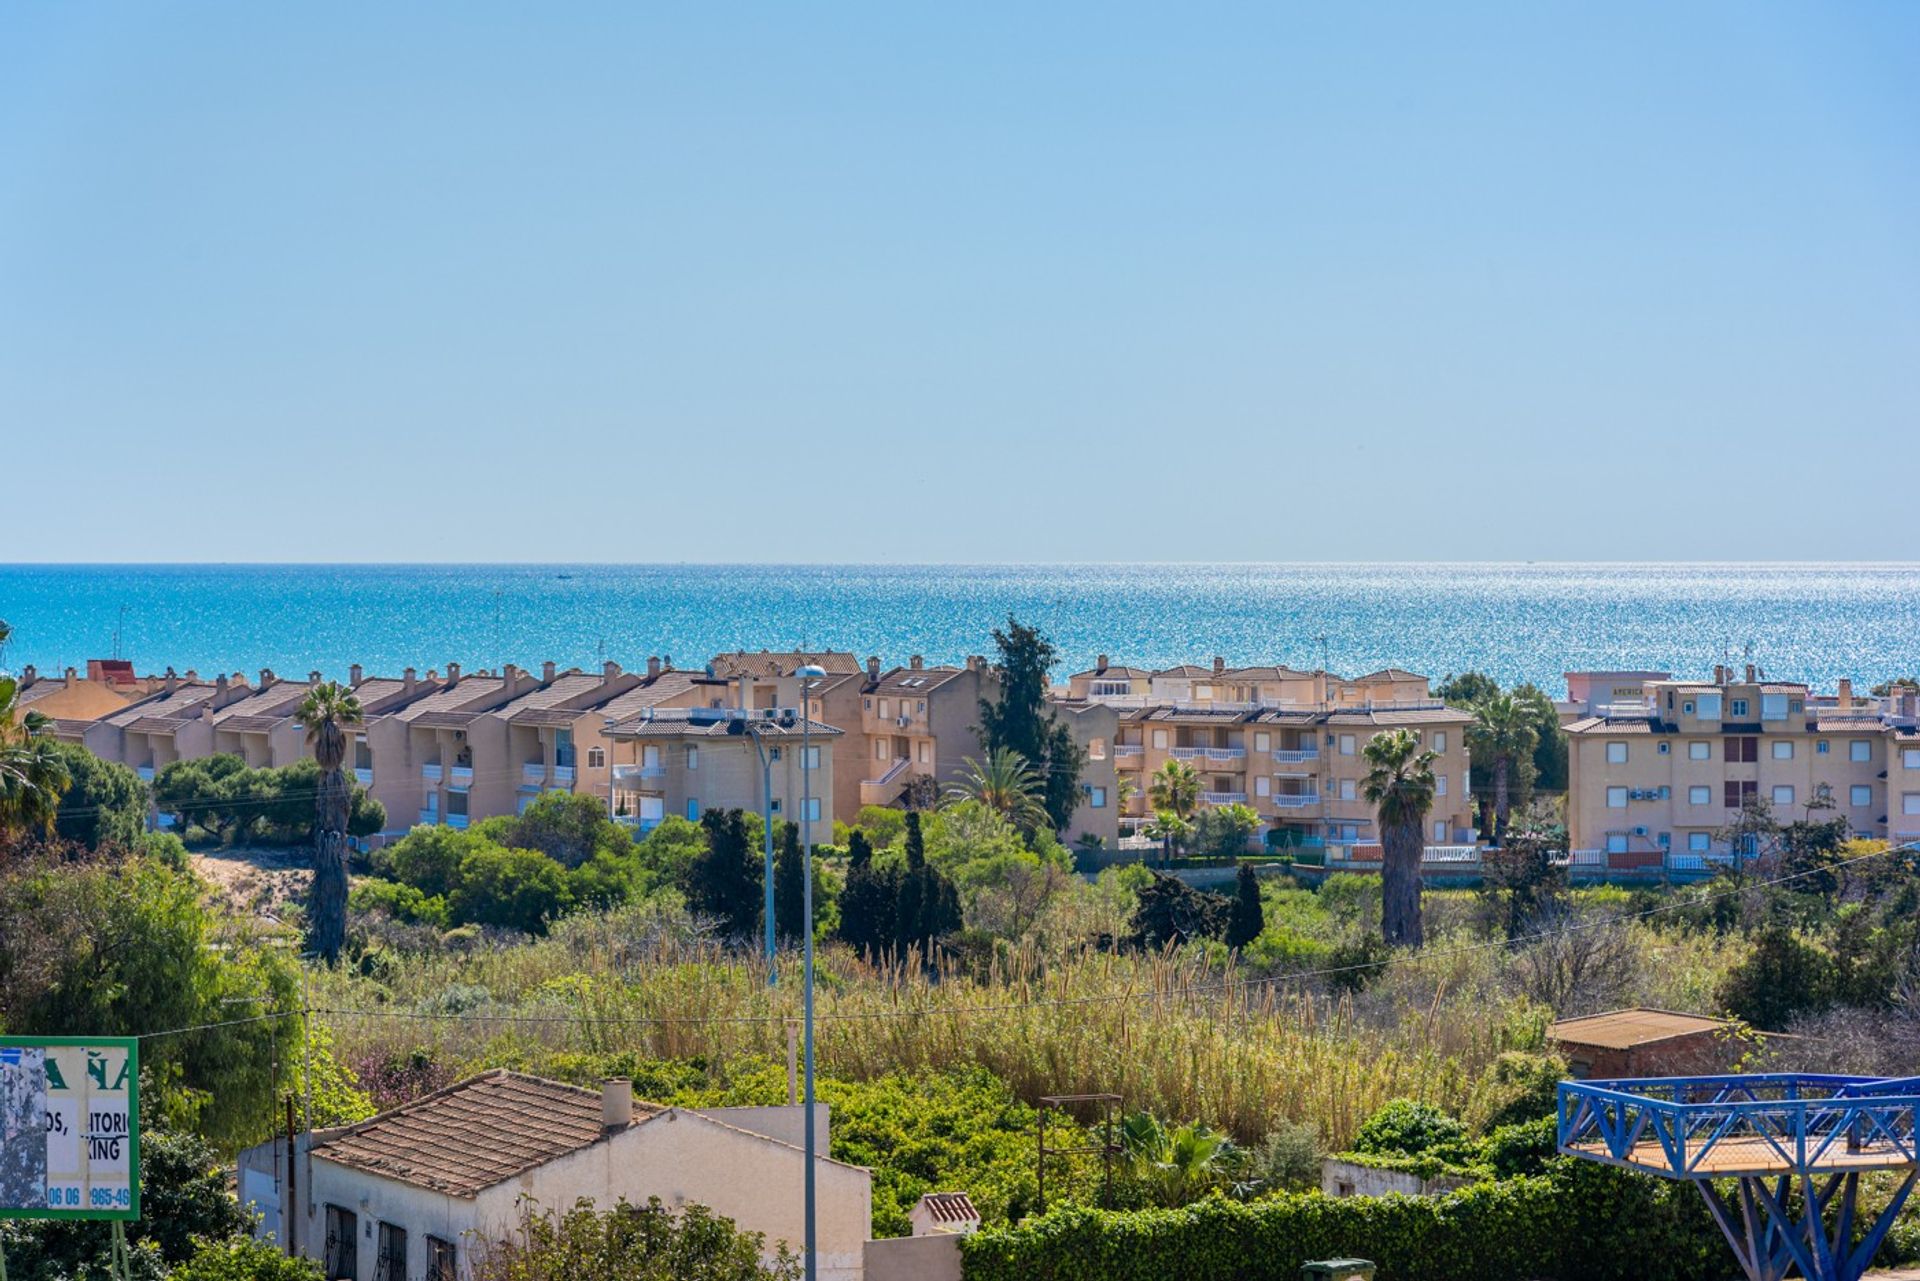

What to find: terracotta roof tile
left=310, top=1070, right=659, bottom=1198
left=915, top=1192, right=980, bottom=1225
left=1548, top=1007, right=1733, bottom=1051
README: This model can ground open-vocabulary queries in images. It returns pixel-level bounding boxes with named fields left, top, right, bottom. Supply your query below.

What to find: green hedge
left=960, top=1160, right=1724, bottom=1281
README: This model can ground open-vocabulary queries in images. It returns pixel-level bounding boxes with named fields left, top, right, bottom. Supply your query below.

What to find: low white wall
left=865, top=1233, right=964, bottom=1281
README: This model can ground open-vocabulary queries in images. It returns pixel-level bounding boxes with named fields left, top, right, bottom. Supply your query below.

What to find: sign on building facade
left=0, top=1037, right=140, bottom=1220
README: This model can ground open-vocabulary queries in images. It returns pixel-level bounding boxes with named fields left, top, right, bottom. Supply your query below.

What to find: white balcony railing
left=446, top=813, right=470, bottom=829
left=450, top=765, right=474, bottom=784
left=353, top=766, right=373, bottom=785
left=1204, top=746, right=1247, bottom=762
left=1271, top=747, right=1319, bottom=763
left=553, top=765, right=575, bottom=785
left=613, top=763, right=667, bottom=783
left=136, top=765, right=155, bottom=782
left=1268, top=793, right=1320, bottom=810
left=1112, top=744, right=1144, bottom=759
left=418, top=808, right=438, bottom=825
left=1202, top=790, right=1248, bottom=805
left=522, top=763, right=547, bottom=785
left=421, top=763, right=443, bottom=782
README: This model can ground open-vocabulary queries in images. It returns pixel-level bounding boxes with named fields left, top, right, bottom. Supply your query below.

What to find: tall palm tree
left=1465, top=693, right=1539, bottom=846
left=1362, top=728, right=1438, bottom=949
left=297, top=681, right=362, bottom=962
left=944, top=747, right=1048, bottom=832
left=1147, top=759, right=1201, bottom=863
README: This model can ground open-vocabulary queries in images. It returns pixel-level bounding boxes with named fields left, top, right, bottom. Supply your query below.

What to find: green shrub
left=1716, top=924, right=1836, bottom=1029
left=1349, top=1099, right=1471, bottom=1163
left=349, top=878, right=451, bottom=928
left=451, top=844, right=574, bottom=934
left=170, top=1239, right=324, bottom=1281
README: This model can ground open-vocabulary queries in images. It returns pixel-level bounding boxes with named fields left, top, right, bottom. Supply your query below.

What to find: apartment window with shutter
left=1435, top=774, right=1448, bottom=796
left=1689, top=786, right=1711, bottom=805
left=686, top=746, right=698, bottom=770
left=1088, top=787, right=1107, bottom=808
left=1339, top=734, right=1356, bottom=756
left=1658, top=742, right=1671, bottom=755
left=1434, top=732, right=1447, bottom=753
left=805, top=797, right=821, bottom=822
left=1606, top=742, right=1628, bottom=764
left=918, top=742, right=930, bottom=764
left=875, top=741, right=886, bottom=761
left=1434, top=820, right=1447, bottom=841
left=1253, top=732, right=1270, bottom=753
left=1730, top=699, right=1750, bottom=718
left=1255, top=776, right=1270, bottom=797
left=587, top=747, right=605, bottom=769
left=1772, top=740, right=1794, bottom=760
left=1851, top=786, right=1872, bottom=807
left=1339, top=779, right=1356, bottom=801
left=1725, top=736, right=1758, bottom=763
left=1689, top=832, right=1711, bottom=852
left=686, top=798, right=700, bottom=820
left=1772, top=785, right=1794, bottom=806
left=1606, top=787, right=1628, bottom=809
left=1761, top=694, right=1788, bottom=722
left=1904, top=792, right=1920, bottom=816
left=1817, top=740, right=1830, bottom=755
left=1906, top=749, right=1920, bottom=769
left=1697, top=693, right=1723, bottom=719
left=804, top=745, right=821, bottom=769
left=1606, top=834, right=1628, bottom=854
left=1153, top=730, right=1168, bottom=749
left=1725, top=780, right=1758, bottom=808
left=1689, top=741, right=1711, bottom=761
left=1851, top=740, right=1872, bottom=762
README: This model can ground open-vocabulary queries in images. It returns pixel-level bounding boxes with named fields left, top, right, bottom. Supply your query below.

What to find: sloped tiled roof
left=1548, top=1008, right=1732, bottom=1051
left=914, top=1192, right=980, bottom=1225
left=104, top=684, right=217, bottom=727
left=393, top=677, right=507, bottom=723
left=708, top=651, right=863, bottom=678
left=213, top=681, right=315, bottom=729
left=1565, top=716, right=1661, bottom=735
left=868, top=666, right=968, bottom=695
left=1071, top=664, right=1151, bottom=680
left=593, top=671, right=717, bottom=722
left=498, top=673, right=609, bottom=719
left=310, top=1070, right=659, bottom=1198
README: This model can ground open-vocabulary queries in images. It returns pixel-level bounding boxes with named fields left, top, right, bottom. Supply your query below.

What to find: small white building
left=908, top=1192, right=980, bottom=1236
left=238, top=1070, right=872, bottom=1281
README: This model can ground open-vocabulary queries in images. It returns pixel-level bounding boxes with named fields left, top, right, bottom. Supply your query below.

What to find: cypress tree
left=691, top=809, right=761, bottom=938
left=774, top=821, right=807, bottom=943
left=1226, top=862, right=1265, bottom=949
left=978, top=617, right=1085, bottom=832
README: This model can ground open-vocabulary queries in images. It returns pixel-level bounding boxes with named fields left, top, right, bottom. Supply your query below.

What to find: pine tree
left=1226, top=863, right=1264, bottom=949
left=978, top=617, right=1084, bottom=832
left=773, top=821, right=807, bottom=943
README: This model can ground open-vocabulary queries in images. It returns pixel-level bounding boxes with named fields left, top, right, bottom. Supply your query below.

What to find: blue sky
left=2, top=3, right=1915, bottom=562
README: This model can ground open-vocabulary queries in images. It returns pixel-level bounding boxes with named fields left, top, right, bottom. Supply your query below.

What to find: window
left=1339, top=734, right=1356, bottom=756
left=428, top=1237, right=457, bottom=1281
left=804, top=745, right=821, bottom=770
left=1255, top=776, right=1271, bottom=797
left=1850, top=740, right=1872, bottom=762
left=1253, top=732, right=1270, bottom=753
left=1816, top=740, right=1830, bottom=755
left=1153, top=729, right=1168, bottom=750
left=1851, top=785, right=1872, bottom=807
left=1761, top=694, right=1788, bottom=722
left=1682, top=701, right=1694, bottom=715
left=878, top=698, right=891, bottom=719
left=1689, top=741, right=1711, bottom=761
left=1696, top=693, right=1723, bottom=720
left=805, top=797, right=821, bottom=822
left=1088, top=786, right=1107, bottom=808
left=770, top=798, right=782, bottom=814
left=1606, top=786, right=1628, bottom=809
left=1339, top=779, right=1357, bottom=801
left=1771, top=740, right=1794, bottom=760
left=1434, top=820, right=1447, bottom=841
left=1606, top=742, right=1628, bottom=764
left=377, top=1223, right=407, bottom=1281
left=1091, top=737, right=1109, bottom=760
left=323, top=1206, right=358, bottom=1281
left=1724, top=736, right=1759, bottom=763
left=586, top=746, right=605, bottom=769
left=1689, top=786, right=1711, bottom=805
left=686, top=746, right=699, bottom=770
left=1658, top=831, right=1672, bottom=848
left=446, top=790, right=468, bottom=818
left=1772, top=785, right=1794, bottom=806
left=1730, top=698, right=1750, bottom=718
left=1435, top=774, right=1448, bottom=797
left=1899, top=790, right=1920, bottom=815
left=1606, top=834, right=1628, bottom=854
left=917, top=742, right=930, bottom=764
left=1906, top=749, right=1920, bottom=770
left=686, top=798, right=699, bottom=820
left=1725, top=780, right=1758, bottom=809
left=1433, top=732, right=1448, bottom=753
left=873, top=740, right=887, bottom=761
left=1658, top=741, right=1671, bottom=755
left=1689, top=832, right=1711, bottom=852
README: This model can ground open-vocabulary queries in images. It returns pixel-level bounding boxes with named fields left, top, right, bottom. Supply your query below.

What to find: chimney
left=1096, top=654, right=1110, bottom=671
left=1212, top=656, right=1226, bottom=675
left=1745, top=664, right=1757, bottom=684
left=64, top=666, right=78, bottom=687
left=602, top=1079, right=634, bottom=1129
left=307, top=670, right=322, bottom=685
left=164, top=667, right=178, bottom=694
left=19, top=665, right=35, bottom=684
left=185, top=669, right=198, bottom=682
left=542, top=661, right=557, bottom=682
left=1837, top=678, right=1853, bottom=708
left=910, top=654, right=924, bottom=671
left=646, top=656, right=662, bottom=679
left=1902, top=692, right=1918, bottom=721
left=867, top=656, right=881, bottom=682
left=259, top=668, right=275, bottom=688
left=446, top=662, right=462, bottom=684
left=603, top=660, right=621, bottom=680
left=967, top=655, right=986, bottom=673
left=214, top=674, right=228, bottom=694
left=403, top=666, right=417, bottom=693
left=349, top=664, right=364, bottom=686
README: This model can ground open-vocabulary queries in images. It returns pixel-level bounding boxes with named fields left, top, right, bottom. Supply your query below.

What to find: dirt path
left=190, top=846, right=311, bottom=925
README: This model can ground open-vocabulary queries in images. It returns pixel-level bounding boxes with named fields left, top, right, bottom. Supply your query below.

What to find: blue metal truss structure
left=1559, top=1074, right=1920, bottom=1281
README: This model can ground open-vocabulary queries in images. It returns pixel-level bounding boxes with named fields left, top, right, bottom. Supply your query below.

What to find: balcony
left=136, top=765, right=155, bottom=782
left=450, top=765, right=474, bottom=785
left=421, top=763, right=443, bottom=782
left=1113, top=743, right=1144, bottom=760
left=353, top=766, right=373, bottom=785
left=613, top=763, right=666, bottom=783
left=1271, top=747, right=1319, bottom=764
left=860, top=758, right=911, bottom=806
left=553, top=765, right=575, bottom=785
left=522, top=762, right=547, bottom=785
left=418, top=808, right=439, bottom=826
left=1268, top=793, right=1320, bottom=810
left=1202, top=790, right=1248, bottom=806
left=1172, top=746, right=1246, bottom=764
left=446, top=813, right=470, bottom=829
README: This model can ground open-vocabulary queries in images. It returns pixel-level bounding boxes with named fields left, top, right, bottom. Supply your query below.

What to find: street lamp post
left=745, top=723, right=777, bottom=983
left=794, top=663, right=824, bottom=1281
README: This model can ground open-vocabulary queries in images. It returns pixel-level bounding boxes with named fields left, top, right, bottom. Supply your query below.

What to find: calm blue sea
left=2, top=564, right=1917, bottom=693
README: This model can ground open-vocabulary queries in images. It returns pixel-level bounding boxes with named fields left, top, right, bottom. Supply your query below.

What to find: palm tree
left=0, top=656, right=72, bottom=839
left=1146, top=759, right=1201, bottom=863
left=296, top=681, right=362, bottom=962
left=1465, top=693, right=1539, bottom=846
left=1119, top=1112, right=1247, bottom=1207
left=1143, top=809, right=1193, bottom=863
left=944, top=747, right=1048, bottom=832
left=1362, top=728, right=1438, bottom=949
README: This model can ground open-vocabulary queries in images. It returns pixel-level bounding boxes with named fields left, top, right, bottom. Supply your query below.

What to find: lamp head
left=794, top=664, right=826, bottom=680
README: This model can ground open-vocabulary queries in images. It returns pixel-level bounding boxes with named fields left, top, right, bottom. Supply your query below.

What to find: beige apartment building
left=365, top=664, right=548, bottom=832
left=706, top=652, right=869, bottom=826
left=604, top=706, right=841, bottom=837
left=463, top=662, right=643, bottom=819
left=9, top=661, right=152, bottom=728
left=79, top=673, right=254, bottom=781
left=1565, top=668, right=1920, bottom=862
left=851, top=656, right=997, bottom=810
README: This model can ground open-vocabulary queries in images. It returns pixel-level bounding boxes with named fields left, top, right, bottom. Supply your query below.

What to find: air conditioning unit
left=1632, top=826, right=1648, bottom=837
